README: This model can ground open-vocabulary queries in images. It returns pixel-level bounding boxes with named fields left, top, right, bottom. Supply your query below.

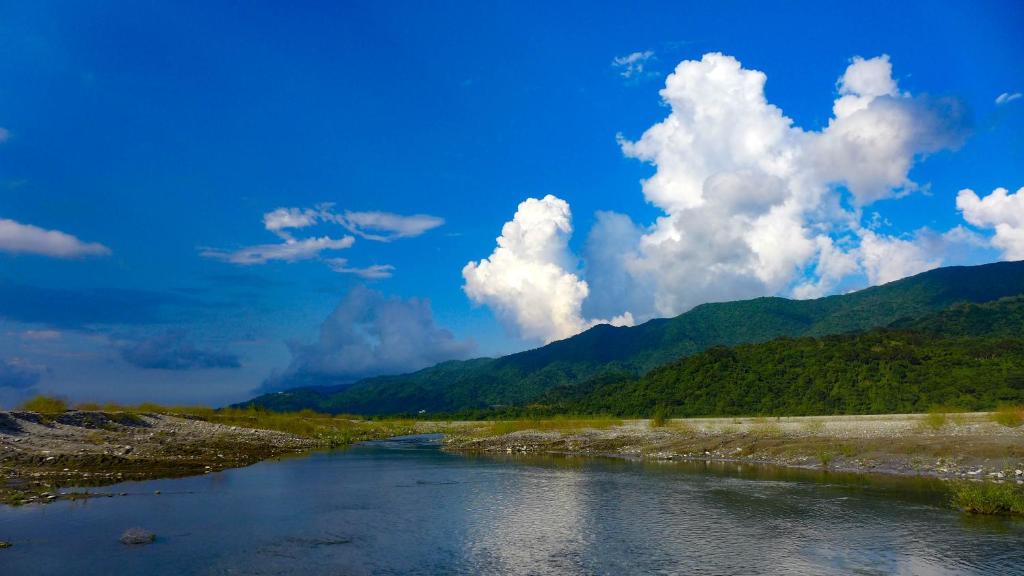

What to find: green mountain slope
left=245, top=260, right=1024, bottom=415
left=540, top=296, right=1024, bottom=417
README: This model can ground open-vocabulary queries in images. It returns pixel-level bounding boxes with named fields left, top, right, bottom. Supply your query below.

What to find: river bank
left=443, top=413, right=1024, bottom=481
left=3, top=410, right=1023, bottom=508
left=0, top=409, right=440, bottom=505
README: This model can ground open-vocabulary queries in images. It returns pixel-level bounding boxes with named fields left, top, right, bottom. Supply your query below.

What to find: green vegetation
left=244, top=261, right=1024, bottom=416
left=921, top=409, right=949, bottom=431
left=20, top=395, right=68, bottom=414
left=950, top=482, right=1024, bottom=516
left=528, top=298, right=1024, bottom=418
left=651, top=405, right=669, bottom=427
left=991, top=405, right=1024, bottom=428
left=475, top=417, right=623, bottom=437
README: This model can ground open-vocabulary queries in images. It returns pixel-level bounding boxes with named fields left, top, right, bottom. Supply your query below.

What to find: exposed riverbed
left=1, top=435, right=1023, bottom=575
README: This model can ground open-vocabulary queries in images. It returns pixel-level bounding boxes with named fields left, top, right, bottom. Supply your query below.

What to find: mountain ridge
left=243, top=260, right=1024, bottom=414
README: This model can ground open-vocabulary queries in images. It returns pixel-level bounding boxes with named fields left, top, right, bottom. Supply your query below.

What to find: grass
left=15, top=398, right=417, bottom=448
left=950, top=481, right=1024, bottom=516
left=750, top=417, right=782, bottom=438
left=166, top=406, right=418, bottom=447
left=801, top=419, right=826, bottom=434
left=20, top=395, right=68, bottom=414
left=478, top=417, right=623, bottom=437
left=991, top=405, right=1024, bottom=428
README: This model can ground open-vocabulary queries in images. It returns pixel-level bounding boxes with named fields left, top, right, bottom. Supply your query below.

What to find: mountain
left=243, top=260, right=1024, bottom=415
left=538, top=296, right=1024, bottom=417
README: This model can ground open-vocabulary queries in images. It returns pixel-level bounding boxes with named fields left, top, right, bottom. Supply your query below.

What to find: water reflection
left=0, top=437, right=1021, bottom=575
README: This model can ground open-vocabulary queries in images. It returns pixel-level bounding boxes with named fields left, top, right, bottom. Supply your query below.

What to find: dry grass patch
left=481, top=417, right=623, bottom=437
left=991, top=405, right=1024, bottom=428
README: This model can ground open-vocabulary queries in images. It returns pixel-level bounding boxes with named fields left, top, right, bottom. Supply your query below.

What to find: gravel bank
left=0, top=411, right=317, bottom=505
left=444, top=413, right=1024, bottom=480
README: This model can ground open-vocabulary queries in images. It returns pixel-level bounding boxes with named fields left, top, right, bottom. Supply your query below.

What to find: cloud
left=462, top=195, right=633, bottom=344
left=996, top=92, right=1022, bottom=105
left=261, top=286, right=476, bottom=392
left=200, top=236, right=354, bottom=265
left=0, top=218, right=111, bottom=258
left=0, top=358, right=45, bottom=390
left=472, top=53, right=972, bottom=340
left=957, top=186, right=1024, bottom=259
left=115, top=332, right=241, bottom=370
left=263, top=207, right=320, bottom=236
left=612, top=50, right=655, bottom=79
left=324, top=258, right=395, bottom=279
left=203, top=205, right=443, bottom=274
left=604, top=52, right=969, bottom=317
left=333, top=211, right=445, bottom=242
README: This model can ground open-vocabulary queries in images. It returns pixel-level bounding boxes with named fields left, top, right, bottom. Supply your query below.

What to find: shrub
left=20, top=395, right=68, bottom=414
left=991, top=405, right=1024, bottom=428
left=650, top=405, right=669, bottom=428
left=920, top=408, right=948, bottom=431
left=75, top=402, right=102, bottom=411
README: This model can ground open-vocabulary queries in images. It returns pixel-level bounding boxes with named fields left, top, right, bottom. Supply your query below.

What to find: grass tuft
left=950, top=481, right=1024, bottom=516
left=20, top=395, right=68, bottom=414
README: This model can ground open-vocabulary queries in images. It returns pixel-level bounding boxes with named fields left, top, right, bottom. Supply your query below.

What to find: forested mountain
left=243, top=261, right=1024, bottom=415
left=537, top=296, right=1024, bottom=417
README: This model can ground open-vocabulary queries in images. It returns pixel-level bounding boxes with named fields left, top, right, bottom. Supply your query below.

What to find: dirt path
left=443, top=413, right=1024, bottom=481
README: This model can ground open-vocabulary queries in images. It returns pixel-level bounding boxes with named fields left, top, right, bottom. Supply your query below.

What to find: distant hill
left=537, top=296, right=1024, bottom=417
left=243, top=260, right=1024, bottom=415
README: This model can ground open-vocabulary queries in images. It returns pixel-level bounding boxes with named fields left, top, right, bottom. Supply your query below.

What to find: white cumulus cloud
left=463, top=195, right=633, bottom=344
left=957, top=187, right=1024, bottom=260
left=473, top=53, right=973, bottom=339
left=0, top=218, right=111, bottom=258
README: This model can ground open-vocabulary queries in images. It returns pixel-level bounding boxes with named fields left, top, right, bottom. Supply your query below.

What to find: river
left=1, top=435, right=1022, bottom=575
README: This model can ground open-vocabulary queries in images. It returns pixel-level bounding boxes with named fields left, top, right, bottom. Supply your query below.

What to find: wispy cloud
left=203, top=204, right=443, bottom=276
left=996, top=92, right=1022, bottom=105
left=325, top=258, right=395, bottom=279
left=0, top=218, right=110, bottom=258
left=612, top=50, right=655, bottom=79
left=200, top=236, right=354, bottom=265
left=331, top=211, right=444, bottom=242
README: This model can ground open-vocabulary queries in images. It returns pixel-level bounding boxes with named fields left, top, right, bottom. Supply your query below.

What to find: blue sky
left=1, top=1, right=1022, bottom=406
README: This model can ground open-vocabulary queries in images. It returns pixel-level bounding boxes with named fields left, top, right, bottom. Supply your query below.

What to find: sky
left=1, top=0, right=1022, bottom=406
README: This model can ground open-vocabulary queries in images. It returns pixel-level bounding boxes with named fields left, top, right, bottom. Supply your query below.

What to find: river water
left=1, top=435, right=1022, bottom=575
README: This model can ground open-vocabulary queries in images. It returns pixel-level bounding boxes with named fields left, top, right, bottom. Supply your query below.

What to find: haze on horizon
left=1, top=0, right=1022, bottom=407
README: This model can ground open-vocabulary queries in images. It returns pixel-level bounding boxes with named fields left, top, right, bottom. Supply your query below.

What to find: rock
left=153, top=490, right=161, bottom=495
left=120, top=528, right=155, bottom=545
left=0, top=541, right=11, bottom=549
